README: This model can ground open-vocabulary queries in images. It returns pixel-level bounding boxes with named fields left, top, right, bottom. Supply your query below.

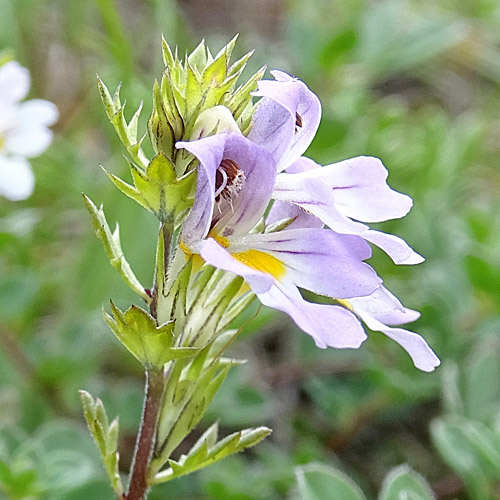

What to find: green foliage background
left=1, top=0, right=500, bottom=498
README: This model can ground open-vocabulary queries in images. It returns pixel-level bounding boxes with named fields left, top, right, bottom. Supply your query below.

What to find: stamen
left=295, top=112, right=303, bottom=133
left=214, top=167, right=228, bottom=199
left=215, top=158, right=246, bottom=202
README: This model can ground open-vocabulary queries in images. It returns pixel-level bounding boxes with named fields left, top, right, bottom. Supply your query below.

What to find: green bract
left=149, top=36, right=265, bottom=172
left=103, top=301, right=198, bottom=369
left=103, top=153, right=194, bottom=223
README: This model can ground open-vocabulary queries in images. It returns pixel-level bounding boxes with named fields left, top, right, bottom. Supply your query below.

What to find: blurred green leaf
left=0, top=268, right=39, bottom=321
left=431, top=416, right=500, bottom=499
left=379, top=465, right=436, bottom=500
left=465, top=347, right=500, bottom=421
left=294, top=463, right=367, bottom=500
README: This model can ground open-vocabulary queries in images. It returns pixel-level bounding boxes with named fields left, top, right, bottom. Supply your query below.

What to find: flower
left=249, top=70, right=423, bottom=265
left=0, top=61, right=58, bottom=200
left=247, top=70, right=439, bottom=371
left=177, top=132, right=383, bottom=350
left=176, top=72, right=440, bottom=372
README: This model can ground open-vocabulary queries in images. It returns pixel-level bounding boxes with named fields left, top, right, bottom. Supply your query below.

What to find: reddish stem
left=124, top=369, right=164, bottom=500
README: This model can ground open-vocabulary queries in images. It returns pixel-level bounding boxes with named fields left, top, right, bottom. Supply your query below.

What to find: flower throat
left=215, top=158, right=245, bottom=202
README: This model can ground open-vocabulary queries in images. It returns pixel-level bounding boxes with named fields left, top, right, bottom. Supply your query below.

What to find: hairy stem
left=125, top=222, right=173, bottom=500
left=124, top=368, right=165, bottom=500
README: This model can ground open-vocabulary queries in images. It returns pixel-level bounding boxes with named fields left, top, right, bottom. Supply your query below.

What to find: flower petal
left=374, top=308, right=421, bottom=326
left=359, top=311, right=440, bottom=372
left=0, top=62, right=30, bottom=104
left=0, top=156, right=34, bottom=200
left=321, top=156, right=413, bottom=222
left=229, top=229, right=381, bottom=300
left=348, top=286, right=421, bottom=325
left=215, top=134, right=276, bottom=236
left=266, top=200, right=323, bottom=229
left=257, top=283, right=367, bottom=349
left=18, top=99, right=59, bottom=126
left=287, top=156, right=414, bottom=223
left=5, top=100, right=58, bottom=158
left=249, top=71, right=321, bottom=171
left=199, top=238, right=274, bottom=294
left=177, top=134, right=224, bottom=245
left=274, top=170, right=368, bottom=234
left=178, top=133, right=276, bottom=245
left=274, top=168, right=423, bottom=265
left=363, top=230, right=425, bottom=265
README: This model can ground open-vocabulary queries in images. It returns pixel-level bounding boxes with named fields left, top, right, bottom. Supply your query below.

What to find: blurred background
left=1, top=0, right=500, bottom=498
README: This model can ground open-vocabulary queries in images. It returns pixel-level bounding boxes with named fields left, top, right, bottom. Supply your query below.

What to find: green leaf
left=82, top=194, right=149, bottom=301
left=161, top=35, right=175, bottom=69
left=202, top=52, right=227, bottom=89
left=153, top=423, right=271, bottom=484
left=103, top=302, right=197, bottom=369
left=127, top=100, right=143, bottom=141
left=379, top=465, right=436, bottom=500
left=102, top=153, right=194, bottom=222
left=96, top=75, right=117, bottom=120
left=185, top=62, right=204, bottom=116
left=227, top=49, right=254, bottom=77
left=153, top=343, right=244, bottom=473
left=97, top=77, right=149, bottom=168
left=187, top=39, right=208, bottom=72
left=464, top=347, right=500, bottom=421
left=431, top=416, right=497, bottom=499
left=295, top=463, right=367, bottom=500
left=226, top=66, right=266, bottom=122
left=156, top=257, right=192, bottom=329
left=161, top=71, right=184, bottom=138
left=149, top=80, right=175, bottom=157
left=79, top=391, right=123, bottom=497
left=182, top=275, right=244, bottom=347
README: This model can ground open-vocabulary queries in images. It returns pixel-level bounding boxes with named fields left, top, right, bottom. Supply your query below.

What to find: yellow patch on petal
left=231, top=249, right=286, bottom=280
left=179, top=239, right=191, bottom=256
left=336, top=298, right=354, bottom=311
left=179, top=239, right=204, bottom=270
left=212, top=234, right=230, bottom=248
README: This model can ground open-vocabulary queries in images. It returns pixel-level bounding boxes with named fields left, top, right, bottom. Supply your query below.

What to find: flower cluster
left=0, top=60, right=58, bottom=200
left=177, top=71, right=439, bottom=372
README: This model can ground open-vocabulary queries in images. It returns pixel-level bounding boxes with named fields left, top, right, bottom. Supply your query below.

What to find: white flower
left=0, top=61, right=58, bottom=200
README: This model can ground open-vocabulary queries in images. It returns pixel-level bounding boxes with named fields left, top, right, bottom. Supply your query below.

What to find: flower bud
left=190, top=106, right=240, bottom=140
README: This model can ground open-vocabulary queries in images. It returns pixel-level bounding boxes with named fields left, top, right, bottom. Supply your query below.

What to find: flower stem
left=124, top=368, right=165, bottom=500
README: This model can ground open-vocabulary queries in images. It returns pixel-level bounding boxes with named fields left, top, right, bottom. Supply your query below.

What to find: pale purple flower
left=266, top=198, right=439, bottom=371
left=249, top=71, right=423, bottom=265
left=176, top=73, right=440, bottom=372
left=0, top=61, right=58, bottom=200
left=248, top=71, right=439, bottom=371
left=177, top=132, right=383, bottom=349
